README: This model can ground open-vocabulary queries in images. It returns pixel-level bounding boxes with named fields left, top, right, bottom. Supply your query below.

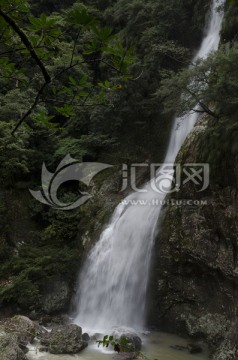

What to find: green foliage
left=0, top=0, right=222, bottom=313
left=0, top=0, right=136, bottom=134
left=0, top=122, right=31, bottom=185
left=41, top=204, right=81, bottom=243
left=155, top=17, right=238, bottom=188
left=0, top=238, right=11, bottom=262
left=97, top=335, right=137, bottom=354
left=196, top=115, right=238, bottom=186
left=0, top=277, right=40, bottom=308
left=221, top=0, right=238, bottom=42
left=157, top=44, right=238, bottom=119
left=0, top=242, right=80, bottom=308
left=97, top=335, right=122, bottom=353
left=97, top=335, right=155, bottom=360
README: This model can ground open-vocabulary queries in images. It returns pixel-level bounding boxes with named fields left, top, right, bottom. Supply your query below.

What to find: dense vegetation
left=0, top=0, right=237, bottom=314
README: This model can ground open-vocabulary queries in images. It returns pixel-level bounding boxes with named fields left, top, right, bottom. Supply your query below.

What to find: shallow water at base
left=142, top=332, right=208, bottom=360
left=27, top=332, right=208, bottom=360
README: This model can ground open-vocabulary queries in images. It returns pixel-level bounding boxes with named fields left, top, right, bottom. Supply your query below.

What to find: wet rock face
left=212, top=320, right=238, bottom=360
left=151, top=191, right=238, bottom=331
left=148, top=115, right=238, bottom=357
left=40, top=278, right=70, bottom=314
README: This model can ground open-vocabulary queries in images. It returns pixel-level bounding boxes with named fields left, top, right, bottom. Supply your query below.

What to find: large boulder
left=4, top=315, right=41, bottom=348
left=113, top=353, right=136, bottom=360
left=0, top=333, right=27, bottom=360
left=41, top=324, right=88, bottom=354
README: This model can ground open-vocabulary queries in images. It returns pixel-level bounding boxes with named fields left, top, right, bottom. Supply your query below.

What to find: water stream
left=27, top=332, right=208, bottom=360
left=73, top=0, right=225, bottom=334
left=27, top=1, right=225, bottom=360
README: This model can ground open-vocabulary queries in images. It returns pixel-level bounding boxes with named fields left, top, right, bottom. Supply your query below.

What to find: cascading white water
left=74, top=0, right=224, bottom=333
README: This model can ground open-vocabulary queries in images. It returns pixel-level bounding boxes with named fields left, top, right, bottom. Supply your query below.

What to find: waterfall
left=74, top=0, right=225, bottom=333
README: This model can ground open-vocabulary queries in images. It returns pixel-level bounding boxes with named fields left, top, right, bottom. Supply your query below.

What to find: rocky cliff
left=148, top=112, right=238, bottom=358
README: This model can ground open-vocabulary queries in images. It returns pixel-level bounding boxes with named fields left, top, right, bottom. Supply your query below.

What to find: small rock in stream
left=82, top=332, right=90, bottom=341
left=187, top=343, right=203, bottom=354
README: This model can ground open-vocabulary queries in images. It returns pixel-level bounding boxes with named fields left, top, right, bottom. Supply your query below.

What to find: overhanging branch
left=0, top=8, right=51, bottom=83
left=186, top=86, right=217, bottom=118
left=0, top=8, right=53, bottom=134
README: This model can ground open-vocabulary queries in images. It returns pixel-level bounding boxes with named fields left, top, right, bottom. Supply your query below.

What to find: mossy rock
left=4, top=315, right=41, bottom=347
left=0, top=333, right=26, bottom=360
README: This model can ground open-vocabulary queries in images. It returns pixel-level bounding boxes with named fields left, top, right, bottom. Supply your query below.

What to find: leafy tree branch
left=0, top=8, right=51, bottom=83
left=0, top=2, right=137, bottom=135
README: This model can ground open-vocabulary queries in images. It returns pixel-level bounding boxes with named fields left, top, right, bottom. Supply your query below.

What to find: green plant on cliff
left=156, top=40, right=238, bottom=120
left=196, top=115, right=238, bottom=186
left=153, top=0, right=238, bottom=187
left=158, top=37, right=238, bottom=185
left=0, top=242, right=80, bottom=308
